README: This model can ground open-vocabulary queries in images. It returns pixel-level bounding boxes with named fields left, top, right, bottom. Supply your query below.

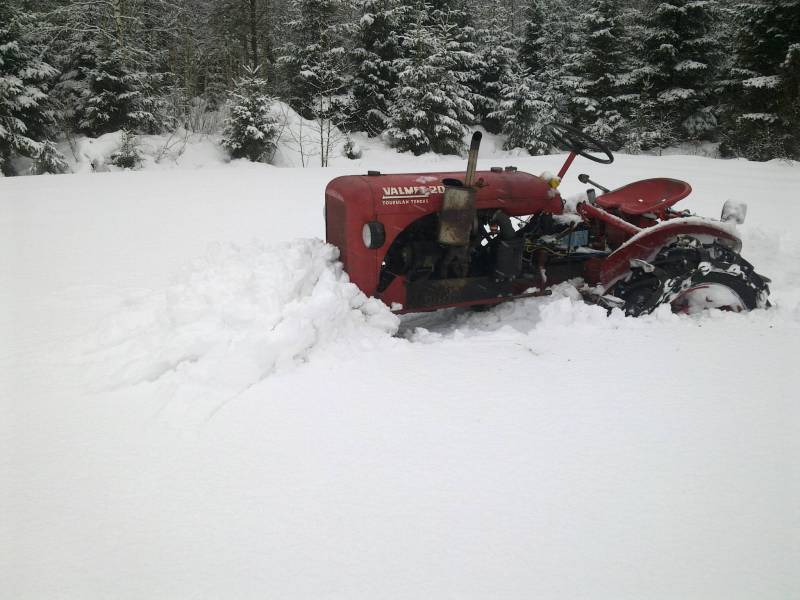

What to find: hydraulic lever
left=578, top=173, right=610, bottom=193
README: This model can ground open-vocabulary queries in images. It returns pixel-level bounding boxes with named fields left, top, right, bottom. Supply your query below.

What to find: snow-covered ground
left=2, top=146, right=799, bottom=599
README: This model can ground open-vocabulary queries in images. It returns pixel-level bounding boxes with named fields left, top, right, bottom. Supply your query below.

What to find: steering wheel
left=545, top=122, right=614, bottom=164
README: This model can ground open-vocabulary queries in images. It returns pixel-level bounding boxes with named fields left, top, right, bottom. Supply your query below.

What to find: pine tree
left=110, top=129, right=143, bottom=169
left=473, top=0, right=518, bottom=133
left=641, top=0, right=723, bottom=142
left=78, top=48, right=172, bottom=136
left=439, top=0, right=485, bottom=128
left=518, top=0, right=547, bottom=76
left=491, top=65, right=556, bottom=155
left=568, top=0, right=632, bottom=149
left=721, top=0, right=800, bottom=160
left=47, top=0, right=177, bottom=137
left=780, top=43, right=800, bottom=157
left=221, top=68, right=280, bottom=161
left=277, top=0, right=348, bottom=115
left=351, top=0, right=412, bottom=134
left=0, top=3, right=59, bottom=175
left=386, top=13, right=474, bottom=155
left=30, top=141, right=70, bottom=175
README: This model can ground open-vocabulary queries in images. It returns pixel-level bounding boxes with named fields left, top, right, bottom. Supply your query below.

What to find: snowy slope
left=2, top=151, right=799, bottom=599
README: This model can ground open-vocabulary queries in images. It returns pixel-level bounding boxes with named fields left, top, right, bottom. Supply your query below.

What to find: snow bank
left=80, top=239, right=398, bottom=398
left=58, top=130, right=229, bottom=173
left=54, top=101, right=358, bottom=173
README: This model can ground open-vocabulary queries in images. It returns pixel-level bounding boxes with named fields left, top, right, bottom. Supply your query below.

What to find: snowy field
left=2, top=145, right=799, bottom=599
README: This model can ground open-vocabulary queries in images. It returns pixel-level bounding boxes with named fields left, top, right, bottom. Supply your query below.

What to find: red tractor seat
left=595, top=178, right=692, bottom=216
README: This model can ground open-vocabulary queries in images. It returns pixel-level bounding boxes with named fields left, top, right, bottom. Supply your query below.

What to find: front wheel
left=613, top=241, right=771, bottom=316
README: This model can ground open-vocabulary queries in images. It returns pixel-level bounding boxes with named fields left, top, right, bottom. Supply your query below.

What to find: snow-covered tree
left=30, top=141, right=69, bottom=175
left=46, top=0, right=177, bottom=137
left=222, top=68, right=280, bottom=162
left=78, top=49, right=172, bottom=136
left=110, top=129, right=143, bottom=169
left=623, top=87, right=680, bottom=153
left=641, top=0, right=723, bottom=141
left=351, top=0, right=412, bottom=134
left=518, top=0, right=547, bottom=76
left=386, top=14, right=473, bottom=155
left=473, top=1, right=518, bottom=133
left=568, top=0, right=632, bottom=149
left=277, top=0, right=350, bottom=115
left=721, top=0, right=800, bottom=160
left=518, top=0, right=582, bottom=120
left=0, top=3, right=59, bottom=175
left=780, top=43, right=800, bottom=157
left=439, top=0, right=485, bottom=127
left=491, top=66, right=556, bottom=155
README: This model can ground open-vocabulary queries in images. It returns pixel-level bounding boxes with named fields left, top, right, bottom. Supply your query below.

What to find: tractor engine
left=324, top=134, right=585, bottom=312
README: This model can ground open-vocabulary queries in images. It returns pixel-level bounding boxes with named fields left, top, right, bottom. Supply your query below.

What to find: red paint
left=597, top=220, right=741, bottom=288
left=577, top=202, right=641, bottom=237
left=557, top=152, right=577, bottom=180
left=596, top=178, right=691, bottom=217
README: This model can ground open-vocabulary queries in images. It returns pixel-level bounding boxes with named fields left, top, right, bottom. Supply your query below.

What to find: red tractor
left=324, top=124, right=770, bottom=315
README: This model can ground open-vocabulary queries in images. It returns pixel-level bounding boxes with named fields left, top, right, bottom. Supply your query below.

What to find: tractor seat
left=595, top=178, right=692, bottom=216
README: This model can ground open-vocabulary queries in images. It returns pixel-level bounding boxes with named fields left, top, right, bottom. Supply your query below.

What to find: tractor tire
left=670, top=270, right=763, bottom=314
left=613, top=240, right=771, bottom=316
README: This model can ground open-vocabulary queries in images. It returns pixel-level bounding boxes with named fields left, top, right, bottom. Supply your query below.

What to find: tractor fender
left=598, top=217, right=742, bottom=289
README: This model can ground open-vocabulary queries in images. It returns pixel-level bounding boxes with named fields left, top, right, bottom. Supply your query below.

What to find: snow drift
left=80, top=239, right=398, bottom=400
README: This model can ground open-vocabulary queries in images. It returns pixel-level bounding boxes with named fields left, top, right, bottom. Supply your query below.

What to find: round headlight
left=362, top=221, right=385, bottom=249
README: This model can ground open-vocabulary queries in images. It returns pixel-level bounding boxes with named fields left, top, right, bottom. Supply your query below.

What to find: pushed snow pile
left=82, top=239, right=398, bottom=396
left=404, top=283, right=652, bottom=342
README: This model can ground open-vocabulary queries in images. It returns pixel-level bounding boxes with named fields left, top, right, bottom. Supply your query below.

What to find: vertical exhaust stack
left=438, top=132, right=482, bottom=247
left=464, top=131, right=482, bottom=187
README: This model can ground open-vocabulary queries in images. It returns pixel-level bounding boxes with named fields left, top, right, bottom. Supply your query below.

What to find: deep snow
left=2, top=147, right=799, bottom=599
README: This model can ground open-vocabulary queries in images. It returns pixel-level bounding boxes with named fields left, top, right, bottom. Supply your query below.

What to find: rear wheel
left=671, top=272, right=756, bottom=314
left=613, top=240, right=770, bottom=316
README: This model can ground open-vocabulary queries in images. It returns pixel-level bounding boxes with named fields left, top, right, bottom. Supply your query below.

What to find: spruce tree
left=386, top=13, right=473, bottom=155
left=568, top=0, right=631, bottom=149
left=0, top=3, right=59, bottom=175
left=439, top=0, right=485, bottom=127
left=30, top=141, right=69, bottom=175
left=222, top=68, right=280, bottom=162
left=780, top=44, right=800, bottom=157
left=47, top=0, right=176, bottom=137
left=641, top=0, right=723, bottom=142
left=473, top=1, right=518, bottom=133
left=78, top=48, right=172, bottom=136
left=721, top=0, right=800, bottom=160
left=491, top=65, right=556, bottom=155
left=351, top=0, right=411, bottom=135
left=278, top=0, right=348, bottom=116
left=518, top=0, right=547, bottom=76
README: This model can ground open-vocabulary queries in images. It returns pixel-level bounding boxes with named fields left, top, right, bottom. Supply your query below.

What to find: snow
left=674, top=59, right=707, bottom=72
left=612, top=216, right=741, bottom=257
left=657, top=87, right=697, bottom=102
left=2, top=147, right=800, bottom=599
left=742, top=75, right=781, bottom=89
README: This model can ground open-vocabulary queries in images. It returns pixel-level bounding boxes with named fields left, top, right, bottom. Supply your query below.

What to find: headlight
left=362, top=221, right=385, bottom=249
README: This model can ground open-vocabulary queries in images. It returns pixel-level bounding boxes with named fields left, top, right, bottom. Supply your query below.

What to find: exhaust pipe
left=438, top=132, right=482, bottom=247
left=464, top=132, right=482, bottom=187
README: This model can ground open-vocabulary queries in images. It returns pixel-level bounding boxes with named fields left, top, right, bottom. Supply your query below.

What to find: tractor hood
left=326, top=170, right=562, bottom=218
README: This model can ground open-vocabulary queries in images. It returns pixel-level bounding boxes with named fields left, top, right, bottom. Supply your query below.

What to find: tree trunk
left=249, top=0, right=259, bottom=69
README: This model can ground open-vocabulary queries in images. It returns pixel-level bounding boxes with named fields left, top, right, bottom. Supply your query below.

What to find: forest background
left=0, top=0, right=798, bottom=175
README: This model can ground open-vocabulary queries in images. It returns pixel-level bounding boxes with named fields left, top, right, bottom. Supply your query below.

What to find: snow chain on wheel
left=612, top=238, right=771, bottom=317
